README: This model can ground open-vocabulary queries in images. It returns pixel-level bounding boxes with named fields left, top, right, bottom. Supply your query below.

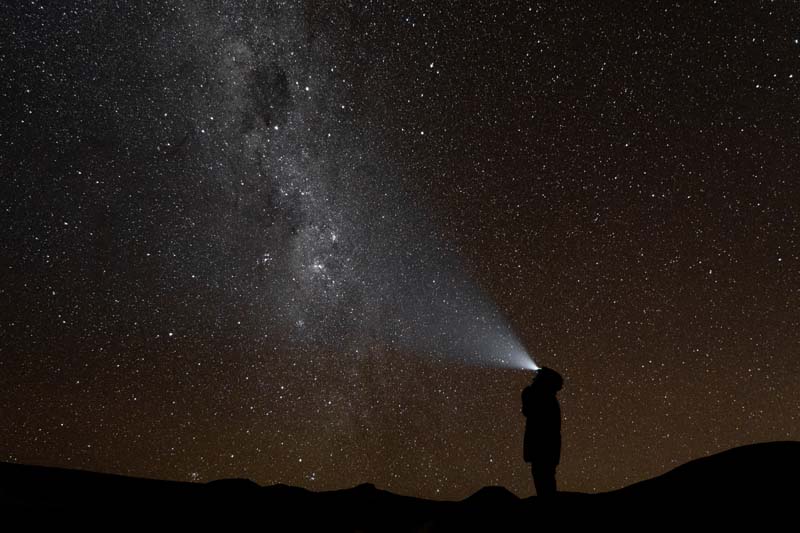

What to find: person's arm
left=521, top=387, right=531, bottom=417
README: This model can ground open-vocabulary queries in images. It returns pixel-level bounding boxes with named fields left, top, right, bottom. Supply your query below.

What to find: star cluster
left=2, top=1, right=798, bottom=499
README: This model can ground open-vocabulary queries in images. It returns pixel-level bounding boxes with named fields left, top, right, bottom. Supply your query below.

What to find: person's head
left=533, top=367, right=563, bottom=392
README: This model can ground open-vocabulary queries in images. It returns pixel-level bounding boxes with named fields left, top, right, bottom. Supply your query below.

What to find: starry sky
left=2, top=1, right=799, bottom=499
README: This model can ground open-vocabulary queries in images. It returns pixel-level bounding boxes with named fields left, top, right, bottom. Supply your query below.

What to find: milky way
left=2, top=1, right=799, bottom=499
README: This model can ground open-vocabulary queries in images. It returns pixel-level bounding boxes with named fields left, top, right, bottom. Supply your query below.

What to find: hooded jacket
left=521, top=369, right=562, bottom=465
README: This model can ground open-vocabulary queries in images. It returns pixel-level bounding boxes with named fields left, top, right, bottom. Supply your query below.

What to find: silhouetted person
left=522, top=367, right=563, bottom=497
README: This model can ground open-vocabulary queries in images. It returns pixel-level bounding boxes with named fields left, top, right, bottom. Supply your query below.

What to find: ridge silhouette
left=1, top=442, right=798, bottom=530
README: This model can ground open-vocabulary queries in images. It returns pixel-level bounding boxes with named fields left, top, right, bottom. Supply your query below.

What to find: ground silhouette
left=1, top=441, right=797, bottom=530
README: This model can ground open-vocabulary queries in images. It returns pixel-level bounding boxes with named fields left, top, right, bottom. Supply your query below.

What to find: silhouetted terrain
left=2, top=442, right=797, bottom=530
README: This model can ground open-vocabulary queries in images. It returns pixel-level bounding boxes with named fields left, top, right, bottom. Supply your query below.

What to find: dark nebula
left=2, top=1, right=798, bottom=499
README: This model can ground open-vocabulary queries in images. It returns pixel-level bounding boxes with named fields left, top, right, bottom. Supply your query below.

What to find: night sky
left=2, top=1, right=799, bottom=499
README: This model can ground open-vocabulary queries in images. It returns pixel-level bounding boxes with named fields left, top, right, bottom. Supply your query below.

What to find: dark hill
left=609, top=441, right=800, bottom=500
left=1, top=441, right=797, bottom=530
